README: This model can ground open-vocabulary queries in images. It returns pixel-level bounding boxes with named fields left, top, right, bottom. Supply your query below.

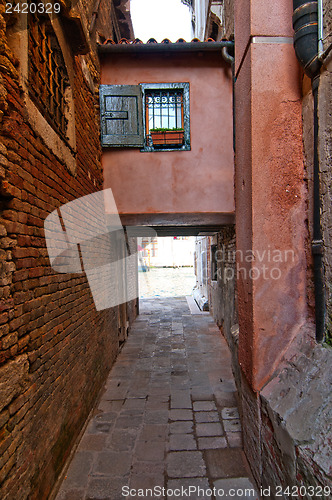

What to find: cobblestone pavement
left=56, top=298, right=258, bottom=500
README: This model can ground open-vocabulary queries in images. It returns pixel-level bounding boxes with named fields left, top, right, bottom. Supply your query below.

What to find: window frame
left=140, top=83, right=191, bottom=152
left=28, top=11, right=70, bottom=142
left=7, top=8, right=77, bottom=174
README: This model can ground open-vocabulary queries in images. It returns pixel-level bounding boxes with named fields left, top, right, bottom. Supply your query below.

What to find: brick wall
left=0, top=2, right=136, bottom=498
left=319, top=61, right=332, bottom=343
left=208, top=226, right=240, bottom=387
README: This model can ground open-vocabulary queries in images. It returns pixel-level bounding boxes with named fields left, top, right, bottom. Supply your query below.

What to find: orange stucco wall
left=235, top=0, right=308, bottom=390
left=100, top=51, right=234, bottom=217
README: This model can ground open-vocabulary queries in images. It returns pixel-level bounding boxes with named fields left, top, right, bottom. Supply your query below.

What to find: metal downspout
left=312, top=76, right=325, bottom=342
left=292, top=0, right=325, bottom=341
left=318, top=0, right=324, bottom=58
left=221, top=46, right=235, bottom=152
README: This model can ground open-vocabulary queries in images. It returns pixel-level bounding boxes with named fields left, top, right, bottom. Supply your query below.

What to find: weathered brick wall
left=260, top=329, right=332, bottom=497
left=323, top=0, right=332, bottom=49
left=208, top=226, right=239, bottom=386
left=0, top=2, right=136, bottom=498
left=319, top=60, right=332, bottom=343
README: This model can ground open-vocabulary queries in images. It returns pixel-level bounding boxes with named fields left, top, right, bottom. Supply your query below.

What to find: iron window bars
left=145, top=90, right=183, bottom=132
left=28, top=8, right=69, bottom=140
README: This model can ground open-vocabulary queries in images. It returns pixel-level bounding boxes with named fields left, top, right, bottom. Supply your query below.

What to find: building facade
left=99, top=38, right=234, bottom=231
left=139, top=236, right=195, bottom=268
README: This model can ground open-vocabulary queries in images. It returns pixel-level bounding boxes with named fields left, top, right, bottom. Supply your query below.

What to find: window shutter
left=99, top=85, right=144, bottom=147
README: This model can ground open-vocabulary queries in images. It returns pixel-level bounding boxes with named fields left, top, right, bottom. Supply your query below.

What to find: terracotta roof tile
left=104, top=38, right=116, bottom=45
left=101, top=37, right=222, bottom=46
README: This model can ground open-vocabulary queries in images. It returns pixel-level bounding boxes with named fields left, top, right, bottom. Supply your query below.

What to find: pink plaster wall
left=235, top=0, right=294, bottom=73
left=235, top=40, right=308, bottom=390
left=100, top=52, right=234, bottom=217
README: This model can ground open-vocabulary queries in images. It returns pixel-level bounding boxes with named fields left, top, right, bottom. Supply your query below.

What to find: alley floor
left=55, top=297, right=258, bottom=500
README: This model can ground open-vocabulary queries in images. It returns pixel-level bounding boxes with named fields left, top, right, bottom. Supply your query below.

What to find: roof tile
left=101, top=37, right=221, bottom=46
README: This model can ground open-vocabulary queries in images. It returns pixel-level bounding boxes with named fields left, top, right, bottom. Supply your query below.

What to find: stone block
left=139, top=424, right=167, bottom=442
left=214, top=477, right=258, bottom=499
left=223, top=419, right=242, bottom=433
left=198, top=437, right=227, bottom=450
left=205, top=449, right=248, bottom=479
left=167, top=451, right=206, bottom=478
left=226, top=433, right=243, bottom=448
left=134, top=440, right=165, bottom=462
left=167, top=478, right=212, bottom=499
left=195, top=411, right=220, bottom=423
left=85, top=477, right=125, bottom=500
left=169, top=421, right=193, bottom=434
left=196, top=423, right=224, bottom=437
left=93, top=451, right=132, bottom=477
left=169, top=409, right=193, bottom=421
left=169, top=433, right=197, bottom=451
left=107, top=429, right=137, bottom=452
left=221, top=407, right=240, bottom=420
left=58, top=451, right=94, bottom=491
left=193, top=401, right=217, bottom=412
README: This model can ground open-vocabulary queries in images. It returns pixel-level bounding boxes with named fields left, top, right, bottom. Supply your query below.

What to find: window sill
left=25, top=97, right=77, bottom=175
left=141, top=144, right=191, bottom=153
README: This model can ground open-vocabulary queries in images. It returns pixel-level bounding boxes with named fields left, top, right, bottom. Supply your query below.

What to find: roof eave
left=98, top=40, right=234, bottom=56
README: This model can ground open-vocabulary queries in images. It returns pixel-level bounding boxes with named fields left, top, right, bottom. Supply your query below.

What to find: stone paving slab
left=55, top=297, right=257, bottom=500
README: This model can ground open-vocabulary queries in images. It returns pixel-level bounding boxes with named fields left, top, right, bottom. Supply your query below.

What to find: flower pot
left=150, top=130, right=184, bottom=146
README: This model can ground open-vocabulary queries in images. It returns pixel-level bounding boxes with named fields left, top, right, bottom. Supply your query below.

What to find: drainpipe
left=318, top=0, right=324, bottom=58
left=222, top=46, right=235, bottom=152
left=292, top=0, right=325, bottom=341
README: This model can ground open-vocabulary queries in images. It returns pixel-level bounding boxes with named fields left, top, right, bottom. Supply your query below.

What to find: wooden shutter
left=99, top=85, right=144, bottom=147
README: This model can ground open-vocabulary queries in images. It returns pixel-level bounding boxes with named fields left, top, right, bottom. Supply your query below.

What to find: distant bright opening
left=130, top=0, right=192, bottom=42
left=138, top=236, right=196, bottom=298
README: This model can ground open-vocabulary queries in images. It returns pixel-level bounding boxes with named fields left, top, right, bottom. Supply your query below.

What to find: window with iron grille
left=28, top=9, right=69, bottom=140
left=141, top=83, right=190, bottom=152
left=145, top=90, right=183, bottom=131
left=99, top=83, right=190, bottom=151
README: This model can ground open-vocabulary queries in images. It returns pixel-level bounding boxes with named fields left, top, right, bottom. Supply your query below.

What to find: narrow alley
left=55, top=297, right=257, bottom=500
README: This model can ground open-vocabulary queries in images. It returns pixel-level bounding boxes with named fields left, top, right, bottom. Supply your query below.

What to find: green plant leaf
left=150, top=127, right=184, bottom=132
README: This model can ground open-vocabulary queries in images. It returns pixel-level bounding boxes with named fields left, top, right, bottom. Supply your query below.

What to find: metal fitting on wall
left=292, top=0, right=321, bottom=78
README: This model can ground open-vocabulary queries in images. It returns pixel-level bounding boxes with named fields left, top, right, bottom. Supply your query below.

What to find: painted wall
left=100, top=51, right=234, bottom=220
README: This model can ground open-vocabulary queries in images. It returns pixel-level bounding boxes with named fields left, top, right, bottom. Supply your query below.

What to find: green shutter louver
left=99, top=85, right=144, bottom=147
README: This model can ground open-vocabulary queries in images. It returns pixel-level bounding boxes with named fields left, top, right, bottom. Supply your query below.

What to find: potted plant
left=150, top=127, right=184, bottom=146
